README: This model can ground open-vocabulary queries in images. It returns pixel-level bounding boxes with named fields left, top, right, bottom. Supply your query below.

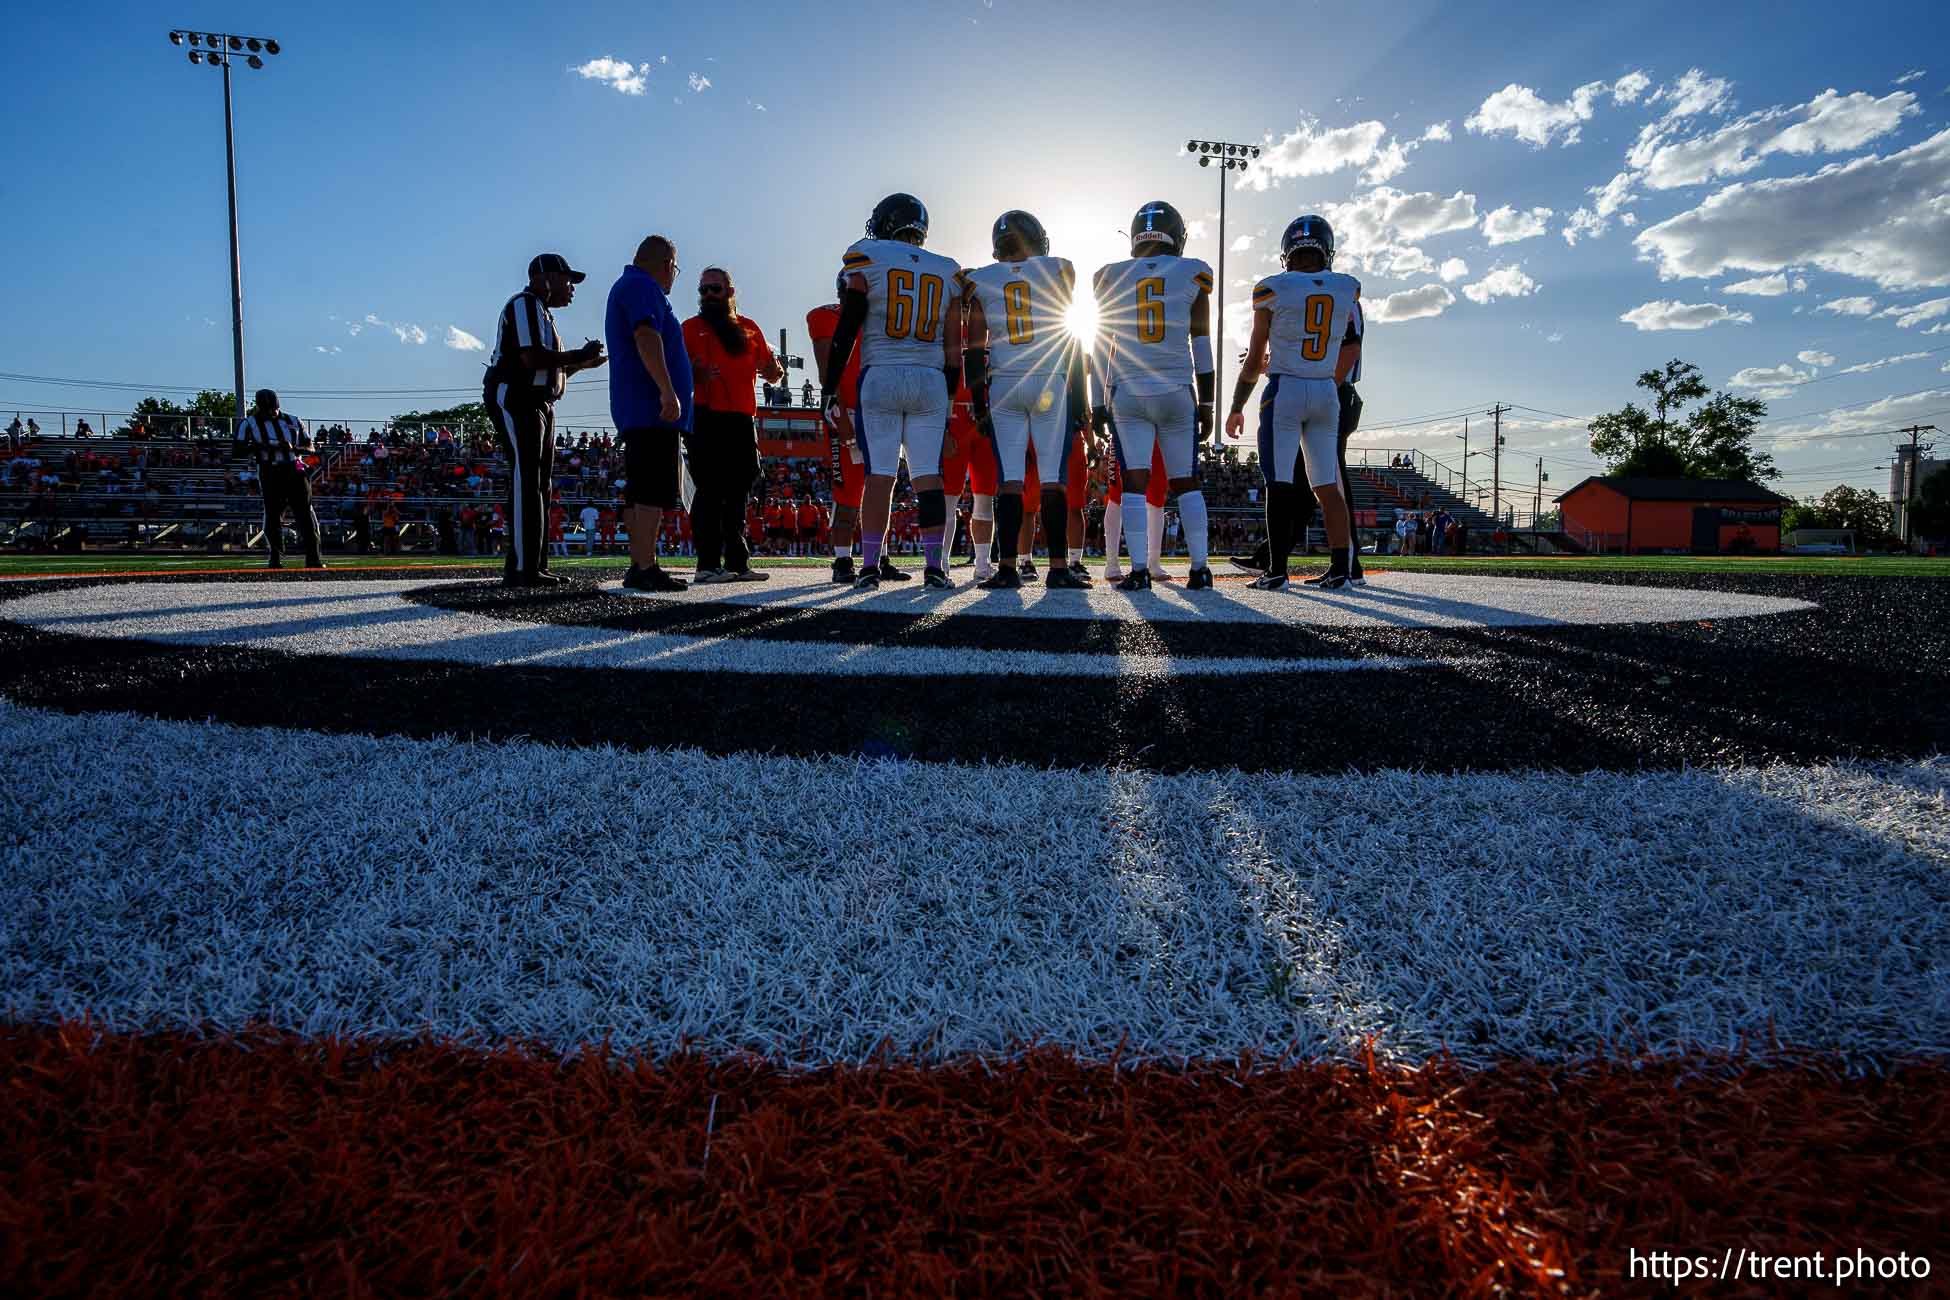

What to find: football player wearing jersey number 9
left=1225, top=215, right=1364, bottom=590
left=819, top=193, right=965, bottom=590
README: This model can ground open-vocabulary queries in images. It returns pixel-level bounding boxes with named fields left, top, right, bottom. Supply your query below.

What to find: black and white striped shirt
left=234, top=412, right=312, bottom=470
left=487, top=288, right=565, bottom=401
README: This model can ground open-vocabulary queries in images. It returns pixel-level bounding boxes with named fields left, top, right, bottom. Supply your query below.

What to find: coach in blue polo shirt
left=607, top=234, right=693, bottom=593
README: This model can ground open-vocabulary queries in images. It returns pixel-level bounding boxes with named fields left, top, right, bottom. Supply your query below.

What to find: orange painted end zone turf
left=3, top=1024, right=1943, bottom=1297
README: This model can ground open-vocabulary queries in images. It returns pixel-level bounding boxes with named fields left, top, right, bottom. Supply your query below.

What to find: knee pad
left=917, top=487, right=946, bottom=529
left=971, top=493, right=995, bottom=522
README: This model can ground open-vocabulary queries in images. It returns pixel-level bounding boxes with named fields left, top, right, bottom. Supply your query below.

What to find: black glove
left=1195, top=403, right=1215, bottom=442
left=1091, top=405, right=1113, bottom=437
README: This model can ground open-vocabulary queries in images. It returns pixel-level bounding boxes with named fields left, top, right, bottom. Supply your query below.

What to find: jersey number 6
left=1135, top=277, right=1166, bottom=344
left=887, top=270, right=945, bottom=342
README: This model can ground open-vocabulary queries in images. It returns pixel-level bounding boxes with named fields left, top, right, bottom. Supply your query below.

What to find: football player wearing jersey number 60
left=1225, top=214, right=1364, bottom=591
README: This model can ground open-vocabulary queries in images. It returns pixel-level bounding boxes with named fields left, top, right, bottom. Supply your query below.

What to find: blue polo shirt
left=606, top=265, right=693, bottom=433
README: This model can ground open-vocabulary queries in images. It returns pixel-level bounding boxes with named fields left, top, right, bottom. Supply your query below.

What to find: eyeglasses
left=699, top=283, right=728, bottom=295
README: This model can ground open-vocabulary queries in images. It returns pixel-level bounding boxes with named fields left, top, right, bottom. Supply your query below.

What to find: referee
left=233, top=389, right=324, bottom=570
left=483, top=252, right=606, bottom=587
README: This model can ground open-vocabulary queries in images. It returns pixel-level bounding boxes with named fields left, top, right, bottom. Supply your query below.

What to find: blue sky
left=4, top=0, right=1947, bottom=503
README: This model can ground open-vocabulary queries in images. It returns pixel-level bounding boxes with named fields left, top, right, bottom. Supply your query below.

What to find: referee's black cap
left=529, top=253, right=587, bottom=284
left=254, top=388, right=278, bottom=408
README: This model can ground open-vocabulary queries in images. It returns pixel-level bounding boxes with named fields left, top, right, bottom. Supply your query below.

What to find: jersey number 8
left=1135, top=277, right=1167, bottom=344
left=1301, top=293, right=1334, bottom=362
left=887, top=269, right=945, bottom=342
left=1003, top=281, right=1034, bottom=345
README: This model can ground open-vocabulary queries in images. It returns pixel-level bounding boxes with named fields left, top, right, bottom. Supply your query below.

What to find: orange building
left=1555, top=477, right=1786, bottom=555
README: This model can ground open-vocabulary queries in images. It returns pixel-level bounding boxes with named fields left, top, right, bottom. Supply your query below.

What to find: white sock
left=1146, top=505, right=1165, bottom=574
left=1124, top=500, right=1148, bottom=572
left=1103, top=499, right=1123, bottom=571
left=1179, top=490, right=1209, bottom=569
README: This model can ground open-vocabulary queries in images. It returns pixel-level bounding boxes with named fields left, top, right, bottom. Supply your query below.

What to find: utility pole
left=1897, top=424, right=1938, bottom=549
left=1460, top=417, right=1469, bottom=507
left=1487, top=403, right=1510, bottom=524
left=1534, top=457, right=1546, bottom=529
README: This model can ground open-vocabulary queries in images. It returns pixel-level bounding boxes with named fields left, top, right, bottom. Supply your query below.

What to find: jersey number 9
left=1003, top=281, right=1034, bottom=345
left=1135, top=277, right=1166, bottom=344
left=887, top=270, right=945, bottom=342
left=1301, top=293, right=1334, bottom=362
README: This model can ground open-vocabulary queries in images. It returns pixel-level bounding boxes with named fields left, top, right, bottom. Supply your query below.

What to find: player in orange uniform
left=937, top=378, right=1001, bottom=581
left=1100, top=435, right=1169, bottom=583
left=806, top=280, right=908, bottom=584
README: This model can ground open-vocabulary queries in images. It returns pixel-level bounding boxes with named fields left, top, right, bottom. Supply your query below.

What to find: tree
left=389, top=401, right=489, bottom=436
left=1814, top=484, right=1892, bottom=537
left=1586, top=358, right=1779, bottom=481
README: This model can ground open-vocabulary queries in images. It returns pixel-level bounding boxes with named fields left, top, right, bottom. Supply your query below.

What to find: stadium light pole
left=1184, top=139, right=1261, bottom=423
left=167, top=28, right=282, bottom=428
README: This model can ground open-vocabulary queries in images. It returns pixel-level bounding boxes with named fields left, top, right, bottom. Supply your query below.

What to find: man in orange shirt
left=682, top=266, right=783, bottom=583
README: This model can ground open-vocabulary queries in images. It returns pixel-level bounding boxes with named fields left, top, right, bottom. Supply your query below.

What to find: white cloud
left=1619, top=299, right=1753, bottom=330
left=1880, top=296, right=1950, bottom=328
left=1613, top=71, right=1652, bottom=104
left=1462, top=264, right=1539, bottom=305
left=1319, top=187, right=1478, bottom=274
left=1421, top=121, right=1452, bottom=142
left=1632, top=90, right=1917, bottom=191
left=1365, top=283, right=1456, bottom=322
left=1229, top=235, right=1253, bottom=252
left=1465, top=80, right=1606, bottom=148
left=1244, top=118, right=1388, bottom=189
left=1633, top=128, right=1950, bottom=291
left=1820, top=296, right=1880, bottom=316
left=1770, top=387, right=1950, bottom=445
left=364, top=312, right=426, bottom=345
left=1834, top=351, right=1931, bottom=376
left=1590, top=171, right=1638, bottom=217
left=1186, top=220, right=1208, bottom=242
left=1797, top=350, right=1837, bottom=367
left=313, top=345, right=341, bottom=355
left=444, top=326, right=486, bottom=352
left=1560, top=172, right=1638, bottom=245
left=1619, top=213, right=1638, bottom=227
left=687, top=72, right=711, bottom=93
left=1481, top=205, right=1553, bottom=245
left=1438, top=257, right=1470, bottom=282
left=1648, top=69, right=1735, bottom=120
left=1894, top=70, right=1926, bottom=86
left=1358, top=139, right=1412, bottom=186
left=572, top=56, right=651, bottom=95
left=1561, top=208, right=1605, bottom=246
left=1722, top=272, right=1806, bottom=295
left=1728, top=363, right=1813, bottom=398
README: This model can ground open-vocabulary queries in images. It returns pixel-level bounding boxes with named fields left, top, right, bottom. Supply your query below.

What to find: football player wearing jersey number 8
left=1225, top=214, right=1364, bottom=590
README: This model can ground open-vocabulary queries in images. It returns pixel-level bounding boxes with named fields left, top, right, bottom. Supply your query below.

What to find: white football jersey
left=956, top=255, right=1075, bottom=378
left=1092, top=255, right=1213, bottom=396
left=839, top=238, right=962, bottom=370
left=1253, top=270, right=1362, bottom=382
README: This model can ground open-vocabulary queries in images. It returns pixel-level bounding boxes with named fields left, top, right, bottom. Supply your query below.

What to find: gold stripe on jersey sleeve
left=1193, top=273, right=1214, bottom=293
left=842, top=253, right=872, bottom=269
left=1252, top=286, right=1275, bottom=305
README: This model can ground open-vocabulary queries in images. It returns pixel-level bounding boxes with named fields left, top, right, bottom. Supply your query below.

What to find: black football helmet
left=992, top=209, right=1050, bottom=260
left=868, top=193, right=930, bottom=243
left=1281, top=214, right=1335, bottom=269
left=1130, top=201, right=1187, bottom=255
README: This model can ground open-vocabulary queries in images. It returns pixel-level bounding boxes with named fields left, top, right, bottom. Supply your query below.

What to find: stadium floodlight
left=164, top=31, right=284, bottom=426
left=1182, top=136, right=1262, bottom=422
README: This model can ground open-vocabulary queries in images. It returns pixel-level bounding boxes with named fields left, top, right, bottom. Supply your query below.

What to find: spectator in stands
left=1394, top=511, right=1412, bottom=555
left=5, top=415, right=22, bottom=450
left=683, top=264, right=784, bottom=583
left=579, top=502, right=600, bottom=555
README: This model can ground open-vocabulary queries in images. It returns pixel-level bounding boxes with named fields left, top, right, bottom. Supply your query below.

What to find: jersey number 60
left=887, top=270, right=945, bottom=342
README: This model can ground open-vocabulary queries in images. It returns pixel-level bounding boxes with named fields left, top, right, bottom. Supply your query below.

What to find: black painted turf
left=0, top=567, right=1944, bottom=774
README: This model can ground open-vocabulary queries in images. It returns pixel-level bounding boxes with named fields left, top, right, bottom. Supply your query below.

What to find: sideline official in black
left=234, top=389, right=324, bottom=570
left=483, top=252, right=606, bottom=587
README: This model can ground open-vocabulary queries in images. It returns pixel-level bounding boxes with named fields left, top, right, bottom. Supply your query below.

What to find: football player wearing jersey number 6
left=1225, top=214, right=1364, bottom=590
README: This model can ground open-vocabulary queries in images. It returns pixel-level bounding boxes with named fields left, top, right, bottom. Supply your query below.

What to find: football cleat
left=853, top=567, right=882, bottom=591
left=1315, top=572, right=1352, bottom=591
left=992, top=210, right=1050, bottom=261
left=868, top=193, right=930, bottom=243
left=1130, top=200, right=1187, bottom=256
left=1116, top=569, right=1152, bottom=592
left=878, top=556, right=912, bottom=581
left=1281, top=214, right=1336, bottom=269
left=830, top=555, right=856, bottom=584
left=1186, top=566, right=1214, bottom=590
left=1018, top=557, right=1038, bottom=582
left=923, top=566, right=954, bottom=589
left=1249, top=572, right=1289, bottom=591
left=1045, top=565, right=1090, bottom=589
left=978, top=566, right=1023, bottom=590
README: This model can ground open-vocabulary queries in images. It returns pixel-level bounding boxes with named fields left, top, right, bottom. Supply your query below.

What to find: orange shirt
left=805, top=303, right=862, bottom=409
left=681, top=314, right=776, bottom=417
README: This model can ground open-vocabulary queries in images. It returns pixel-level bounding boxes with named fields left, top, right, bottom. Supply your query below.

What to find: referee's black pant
left=259, top=463, right=321, bottom=566
left=486, top=384, right=555, bottom=578
left=687, top=408, right=761, bottom=573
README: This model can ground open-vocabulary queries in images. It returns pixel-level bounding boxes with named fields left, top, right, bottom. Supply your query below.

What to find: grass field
left=4, top=551, right=1948, bottom=578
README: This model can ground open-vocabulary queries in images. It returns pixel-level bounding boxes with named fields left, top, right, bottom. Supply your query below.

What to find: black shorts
left=622, top=426, right=681, bottom=509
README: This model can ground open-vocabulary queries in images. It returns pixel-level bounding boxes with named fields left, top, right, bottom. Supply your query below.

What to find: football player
left=1225, top=214, right=1363, bottom=590
left=937, top=372, right=1002, bottom=582
left=1091, top=201, right=1217, bottom=592
left=1230, top=378, right=1366, bottom=585
left=806, top=278, right=889, bottom=584
left=820, top=193, right=964, bottom=590
left=959, top=210, right=1091, bottom=590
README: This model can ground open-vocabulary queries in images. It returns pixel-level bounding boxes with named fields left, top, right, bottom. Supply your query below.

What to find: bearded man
left=680, top=265, right=785, bottom=582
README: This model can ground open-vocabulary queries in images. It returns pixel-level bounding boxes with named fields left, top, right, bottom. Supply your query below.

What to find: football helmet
left=991, top=209, right=1050, bottom=260
left=1281, top=214, right=1335, bottom=269
left=1130, top=201, right=1187, bottom=255
left=868, top=193, right=930, bottom=243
